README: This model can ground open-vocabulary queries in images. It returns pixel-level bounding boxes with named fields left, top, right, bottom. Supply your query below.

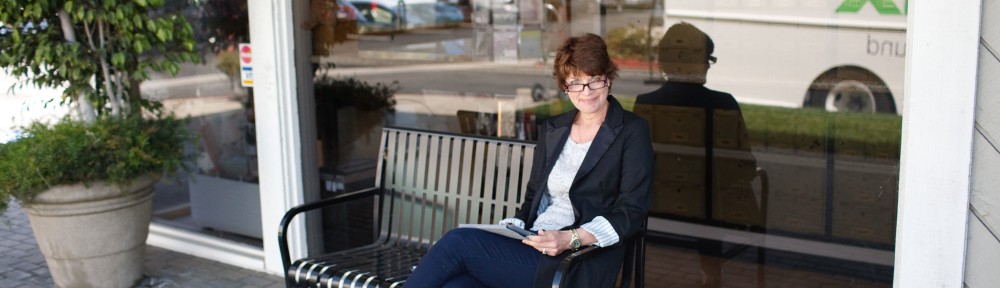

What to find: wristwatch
left=569, top=229, right=582, bottom=250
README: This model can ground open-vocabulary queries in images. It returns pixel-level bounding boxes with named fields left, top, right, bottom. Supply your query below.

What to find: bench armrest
left=551, top=245, right=601, bottom=288
left=551, top=226, right=647, bottom=288
left=278, top=187, right=380, bottom=273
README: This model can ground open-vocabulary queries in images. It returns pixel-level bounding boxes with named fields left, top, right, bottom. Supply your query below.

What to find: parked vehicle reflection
left=348, top=0, right=465, bottom=33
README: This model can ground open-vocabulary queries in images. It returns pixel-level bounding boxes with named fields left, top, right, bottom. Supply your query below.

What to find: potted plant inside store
left=0, top=1, right=198, bottom=287
left=314, top=74, right=397, bottom=170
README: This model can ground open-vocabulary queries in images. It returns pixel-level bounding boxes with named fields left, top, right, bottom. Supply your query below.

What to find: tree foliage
left=0, top=0, right=200, bottom=118
left=0, top=1, right=199, bottom=214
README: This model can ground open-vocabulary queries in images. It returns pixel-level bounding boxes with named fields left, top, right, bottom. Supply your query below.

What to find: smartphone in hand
left=506, top=224, right=538, bottom=238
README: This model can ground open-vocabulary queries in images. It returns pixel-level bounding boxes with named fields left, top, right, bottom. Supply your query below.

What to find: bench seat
left=290, top=242, right=427, bottom=287
left=279, top=126, right=646, bottom=287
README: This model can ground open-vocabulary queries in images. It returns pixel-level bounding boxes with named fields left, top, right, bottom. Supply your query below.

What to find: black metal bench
left=279, top=126, right=645, bottom=288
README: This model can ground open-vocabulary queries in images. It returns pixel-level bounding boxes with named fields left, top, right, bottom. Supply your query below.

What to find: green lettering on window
left=836, top=0, right=903, bottom=15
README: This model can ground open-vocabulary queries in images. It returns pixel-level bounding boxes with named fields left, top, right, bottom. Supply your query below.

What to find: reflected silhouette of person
left=634, top=22, right=761, bottom=288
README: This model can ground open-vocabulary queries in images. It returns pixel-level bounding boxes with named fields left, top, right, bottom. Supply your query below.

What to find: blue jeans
left=405, top=228, right=538, bottom=288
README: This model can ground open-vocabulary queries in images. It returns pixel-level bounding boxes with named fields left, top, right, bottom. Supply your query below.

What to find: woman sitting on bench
left=406, top=33, right=655, bottom=288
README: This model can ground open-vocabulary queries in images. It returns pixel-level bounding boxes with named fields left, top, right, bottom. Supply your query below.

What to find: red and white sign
left=238, top=43, right=253, bottom=87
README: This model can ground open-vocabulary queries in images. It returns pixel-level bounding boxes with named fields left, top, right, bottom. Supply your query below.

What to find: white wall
left=964, top=1, right=1000, bottom=287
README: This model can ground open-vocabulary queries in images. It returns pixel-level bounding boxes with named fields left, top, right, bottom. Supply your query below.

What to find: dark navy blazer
left=514, top=96, right=654, bottom=288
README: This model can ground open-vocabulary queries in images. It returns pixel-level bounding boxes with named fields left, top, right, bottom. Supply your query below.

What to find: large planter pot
left=22, top=174, right=159, bottom=288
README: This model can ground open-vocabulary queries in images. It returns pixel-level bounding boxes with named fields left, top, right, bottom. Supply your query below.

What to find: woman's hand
left=523, top=230, right=571, bottom=256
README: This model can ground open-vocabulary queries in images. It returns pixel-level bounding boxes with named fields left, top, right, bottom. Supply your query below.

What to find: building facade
left=118, top=0, right=993, bottom=287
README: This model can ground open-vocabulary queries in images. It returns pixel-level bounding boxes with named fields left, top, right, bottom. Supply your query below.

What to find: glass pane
left=305, top=0, right=904, bottom=285
left=146, top=0, right=262, bottom=247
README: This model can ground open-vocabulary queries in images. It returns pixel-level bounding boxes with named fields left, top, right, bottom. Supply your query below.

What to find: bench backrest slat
left=492, top=143, right=511, bottom=224
left=423, top=135, right=442, bottom=243
left=469, top=140, right=488, bottom=224
left=376, top=127, right=535, bottom=247
left=456, top=137, right=475, bottom=231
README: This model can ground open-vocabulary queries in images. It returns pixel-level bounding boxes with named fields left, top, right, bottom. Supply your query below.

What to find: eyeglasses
left=564, top=79, right=609, bottom=92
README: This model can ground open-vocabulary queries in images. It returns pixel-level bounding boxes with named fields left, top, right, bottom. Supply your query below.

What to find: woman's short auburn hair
left=553, top=33, right=619, bottom=89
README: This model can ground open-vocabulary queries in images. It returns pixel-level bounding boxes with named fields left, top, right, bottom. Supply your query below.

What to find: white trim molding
left=148, top=224, right=265, bottom=271
left=895, top=1, right=982, bottom=287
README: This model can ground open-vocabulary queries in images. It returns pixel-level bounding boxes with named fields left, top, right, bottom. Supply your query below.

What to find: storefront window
left=147, top=0, right=262, bottom=247
left=306, top=0, right=903, bottom=285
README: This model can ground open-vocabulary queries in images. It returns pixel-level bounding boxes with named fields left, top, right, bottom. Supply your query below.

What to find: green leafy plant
left=313, top=75, right=399, bottom=169
left=0, top=0, right=199, bottom=214
left=314, top=75, right=399, bottom=114
left=606, top=25, right=655, bottom=61
left=0, top=115, right=193, bottom=213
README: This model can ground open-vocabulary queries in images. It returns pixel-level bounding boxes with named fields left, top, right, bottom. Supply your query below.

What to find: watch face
left=571, top=239, right=582, bottom=248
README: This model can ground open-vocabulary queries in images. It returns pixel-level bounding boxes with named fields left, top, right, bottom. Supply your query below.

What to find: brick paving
left=2, top=199, right=892, bottom=288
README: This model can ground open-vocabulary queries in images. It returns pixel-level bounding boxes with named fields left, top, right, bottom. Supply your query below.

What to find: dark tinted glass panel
left=306, top=0, right=903, bottom=285
left=147, top=0, right=262, bottom=247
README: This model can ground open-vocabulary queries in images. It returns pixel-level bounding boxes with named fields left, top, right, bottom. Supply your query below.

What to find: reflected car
left=350, top=0, right=465, bottom=31
left=347, top=1, right=400, bottom=34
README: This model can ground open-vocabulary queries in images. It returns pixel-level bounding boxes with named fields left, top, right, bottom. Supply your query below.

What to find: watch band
left=569, top=229, right=582, bottom=250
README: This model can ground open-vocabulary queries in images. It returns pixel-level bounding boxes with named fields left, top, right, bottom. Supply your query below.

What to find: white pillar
left=246, top=0, right=307, bottom=275
left=894, top=0, right=982, bottom=287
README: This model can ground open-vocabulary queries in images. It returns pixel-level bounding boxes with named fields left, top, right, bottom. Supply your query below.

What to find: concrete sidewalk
left=0, top=202, right=283, bottom=288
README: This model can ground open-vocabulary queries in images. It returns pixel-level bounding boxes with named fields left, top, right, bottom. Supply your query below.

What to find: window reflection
left=147, top=0, right=262, bottom=246
left=309, top=0, right=901, bottom=285
left=635, top=22, right=764, bottom=287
